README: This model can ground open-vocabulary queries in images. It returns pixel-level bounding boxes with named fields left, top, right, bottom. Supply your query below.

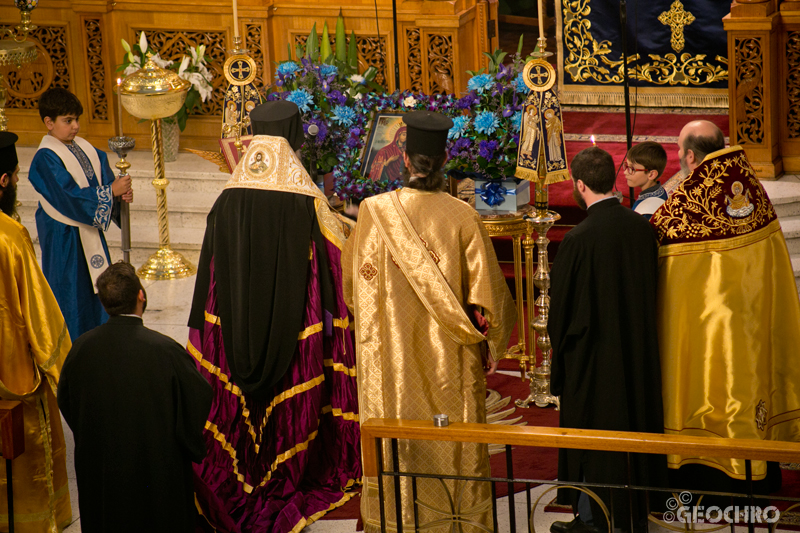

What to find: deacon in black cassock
left=549, top=147, right=667, bottom=533
left=57, top=262, right=212, bottom=533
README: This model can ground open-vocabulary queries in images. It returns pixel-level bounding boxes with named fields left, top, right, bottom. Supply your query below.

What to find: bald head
left=678, top=120, right=725, bottom=173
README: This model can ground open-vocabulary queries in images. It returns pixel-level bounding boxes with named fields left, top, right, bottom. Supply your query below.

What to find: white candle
left=537, top=0, right=545, bottom=42
left=117, top=78, right=123, bottom=138
left=232, top=0, right=239, bottom=39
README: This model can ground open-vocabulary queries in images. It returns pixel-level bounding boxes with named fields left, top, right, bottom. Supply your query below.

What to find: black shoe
left=550, top=517, right=600, bottom=533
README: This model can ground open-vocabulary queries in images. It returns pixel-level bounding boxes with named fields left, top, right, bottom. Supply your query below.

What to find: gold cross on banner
left=658, top=0, right=695, bottom=52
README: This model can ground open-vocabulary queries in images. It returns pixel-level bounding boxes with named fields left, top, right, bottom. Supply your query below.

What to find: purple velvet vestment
left=188, top=238, right=361, bottom=532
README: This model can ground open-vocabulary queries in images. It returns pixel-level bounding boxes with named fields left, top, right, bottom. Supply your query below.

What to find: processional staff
left=109, top=78, right=134, bottom=264
left=513, top=0, right=570, bottom=410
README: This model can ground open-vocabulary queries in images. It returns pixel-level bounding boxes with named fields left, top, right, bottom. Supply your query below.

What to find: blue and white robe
left=28, top=135, right=119, bottom=340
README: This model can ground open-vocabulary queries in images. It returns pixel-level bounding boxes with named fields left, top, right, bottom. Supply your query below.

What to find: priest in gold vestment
left=0, top=131, right=72, bottom=532
left=343, top=111, right=515, bottom=533
left=652, top=121, right=800, bottom=485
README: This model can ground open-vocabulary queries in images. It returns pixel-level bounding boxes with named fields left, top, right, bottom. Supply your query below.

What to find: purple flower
left=502, top=105, right=514, bottom=118
left=329, top=90, right=347, bottom=106
left=478, top=140, right=499, bottom=160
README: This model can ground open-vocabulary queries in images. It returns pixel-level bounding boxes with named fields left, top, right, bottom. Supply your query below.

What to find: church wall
left=1, top=0, right=496, bottom=152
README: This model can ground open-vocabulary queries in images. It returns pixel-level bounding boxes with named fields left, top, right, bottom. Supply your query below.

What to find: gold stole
left=366, top=191, right=485, bottom=346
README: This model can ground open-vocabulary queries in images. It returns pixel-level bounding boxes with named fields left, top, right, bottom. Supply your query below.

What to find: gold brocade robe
left=651, top=146, right=800, bottom=480
left=0, top=213, right=72, bottom=532
left=342, top=188, right=515, bottom=533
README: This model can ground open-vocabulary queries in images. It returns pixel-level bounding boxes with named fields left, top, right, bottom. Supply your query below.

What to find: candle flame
left=590, top=135, right=596, bottom=146
left=117, top=78, right=121, bottom=84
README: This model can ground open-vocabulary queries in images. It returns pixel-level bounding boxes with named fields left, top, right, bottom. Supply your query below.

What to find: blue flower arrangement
left=445, top=43, right=536, bottom=182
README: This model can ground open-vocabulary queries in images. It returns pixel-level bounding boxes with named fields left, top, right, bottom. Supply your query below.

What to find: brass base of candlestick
left=137, top=246, right=196, bottom=280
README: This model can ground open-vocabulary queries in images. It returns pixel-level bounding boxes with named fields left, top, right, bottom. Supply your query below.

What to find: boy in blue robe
left=28, top=88, right=133, bottom=339
left=625, top=141, right=668, bottom=220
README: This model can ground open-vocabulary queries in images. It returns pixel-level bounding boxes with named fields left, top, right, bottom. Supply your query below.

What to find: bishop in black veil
left=187, top=101, right=361, bottom=533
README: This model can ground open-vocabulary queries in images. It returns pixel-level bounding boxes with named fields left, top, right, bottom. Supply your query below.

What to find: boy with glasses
left=624, top=141, right=667, bottom=220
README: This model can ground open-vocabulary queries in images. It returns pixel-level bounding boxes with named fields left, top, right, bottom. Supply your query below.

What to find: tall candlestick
left=232, top=0, right=239, bottom=39
left=537, top=0, right=544, bottom=42
left=116, top=78, right=123, bottom=138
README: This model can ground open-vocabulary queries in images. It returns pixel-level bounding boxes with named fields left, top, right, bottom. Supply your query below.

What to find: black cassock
left=549, top=199, right=667, bottom=528
left=57, top=315, right=212, bottom=533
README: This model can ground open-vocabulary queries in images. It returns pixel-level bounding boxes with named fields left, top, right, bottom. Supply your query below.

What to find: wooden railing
left=361, top=418, right=800, bottom=477
left=0, top=401, right=25, bottom=533
left=362, top=418, right=800, bottom=533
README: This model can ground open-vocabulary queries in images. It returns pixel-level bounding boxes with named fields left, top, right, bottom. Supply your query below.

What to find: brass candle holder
left=108, top=136, right=135, bottom=264
left=120, top=53, right=196, bottom=280
left=0, top=0, right=39, bottom=132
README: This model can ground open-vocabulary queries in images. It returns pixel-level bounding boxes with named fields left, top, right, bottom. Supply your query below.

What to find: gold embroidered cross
left=658, top=0, right=695, bottom=53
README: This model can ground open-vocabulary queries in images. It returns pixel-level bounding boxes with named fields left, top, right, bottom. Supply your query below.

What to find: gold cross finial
left=658, top=0, right=695, bottom=53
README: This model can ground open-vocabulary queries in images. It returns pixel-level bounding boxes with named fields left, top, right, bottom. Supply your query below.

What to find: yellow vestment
left=0, top=213, right=72, bottom=532
left=343, top=188, right=515, bottom=533
left=652, top=147, right=800, bottom=480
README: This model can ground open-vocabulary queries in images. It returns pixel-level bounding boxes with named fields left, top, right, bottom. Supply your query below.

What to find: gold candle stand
left=120, top=54, right=196, bottom=280
left=137, top=118, right=196, bottom=279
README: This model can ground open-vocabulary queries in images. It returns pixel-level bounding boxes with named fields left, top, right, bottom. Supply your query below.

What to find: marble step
left=764, top=180, right=800, bottom=218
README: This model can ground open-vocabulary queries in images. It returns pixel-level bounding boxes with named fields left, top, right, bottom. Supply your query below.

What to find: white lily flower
left=151, top=54, right=173, bottom=69
left=189, top=47, right=198, bottom=65
left=354, top=92, right=363, bottom=100
left=198, top=45, right=206, bottom=60
left=138, top=32, right=148, bottom=55
left=121, top=39, right=131, bottom=53
left=349, top=74, right=365, bottom=83
left=178, top=55, right=190, bottom=75
left=124, top=64, right=139, bottom=76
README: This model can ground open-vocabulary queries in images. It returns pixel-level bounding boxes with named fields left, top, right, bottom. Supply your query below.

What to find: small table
left=480, top=205, right=536, bottom=375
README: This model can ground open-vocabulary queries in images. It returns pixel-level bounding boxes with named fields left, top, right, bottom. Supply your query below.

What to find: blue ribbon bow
left=478, top=180, right=509, bottom=207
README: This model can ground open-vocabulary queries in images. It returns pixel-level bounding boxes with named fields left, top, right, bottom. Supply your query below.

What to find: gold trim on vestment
left=204, top=311, right=221, bottom=326
left=187, top=340, right=259, bottom=448
left=315, top=198, right=354, bottom=251
left=41, top=323, right=68, bottom=372
left=298, top=322, right=323, bottom=340
left=287, top=481, right=359, bottom=533
left=205, top=421, right=254, bottom=492
left=323, top=359, right=357, bottom=377
left=333, top=317, right=349, bottom=329
left=659, top=219, right=782, bottom=257
left=37, top=392, right=58, bottom=533
left=254, top=429, right=319, bottom=490
left=257, top=375, right=325, bottom=435
left=321, top=404, right=359, bottom=421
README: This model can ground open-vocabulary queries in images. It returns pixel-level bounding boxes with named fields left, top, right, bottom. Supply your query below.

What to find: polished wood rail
left=0, top=401, right=24, bottom=461
left=360, top=419, right=800, bottom=478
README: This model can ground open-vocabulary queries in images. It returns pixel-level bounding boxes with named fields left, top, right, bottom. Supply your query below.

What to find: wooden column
left=780, top=6, right=800, bottom=173
left=724, top=10, right=782, bottom=178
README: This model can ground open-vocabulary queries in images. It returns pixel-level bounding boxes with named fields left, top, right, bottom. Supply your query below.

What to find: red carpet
left=321, top=372, right=560, bottom=521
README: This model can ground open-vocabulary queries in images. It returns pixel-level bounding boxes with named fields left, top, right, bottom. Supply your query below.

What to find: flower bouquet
left=445, top=42, right=537, bottom=211
left=268, top=16, right=383, bottom=184
left=118, top=32, right=213, bottom=131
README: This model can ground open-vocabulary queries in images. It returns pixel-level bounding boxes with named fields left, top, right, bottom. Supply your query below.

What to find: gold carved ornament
left=0, top=24, right=68, bottom=109
left=561, top=0, right=727, bottom=87
left=84, top=18, right=107, bottom=121
left=406, top=28, right=423, bottom=92
left=734, top=37, right=764, bottom=145
left=786, top=32, right=800, bottom=139
left=652, top=153, right=776, bottom=243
